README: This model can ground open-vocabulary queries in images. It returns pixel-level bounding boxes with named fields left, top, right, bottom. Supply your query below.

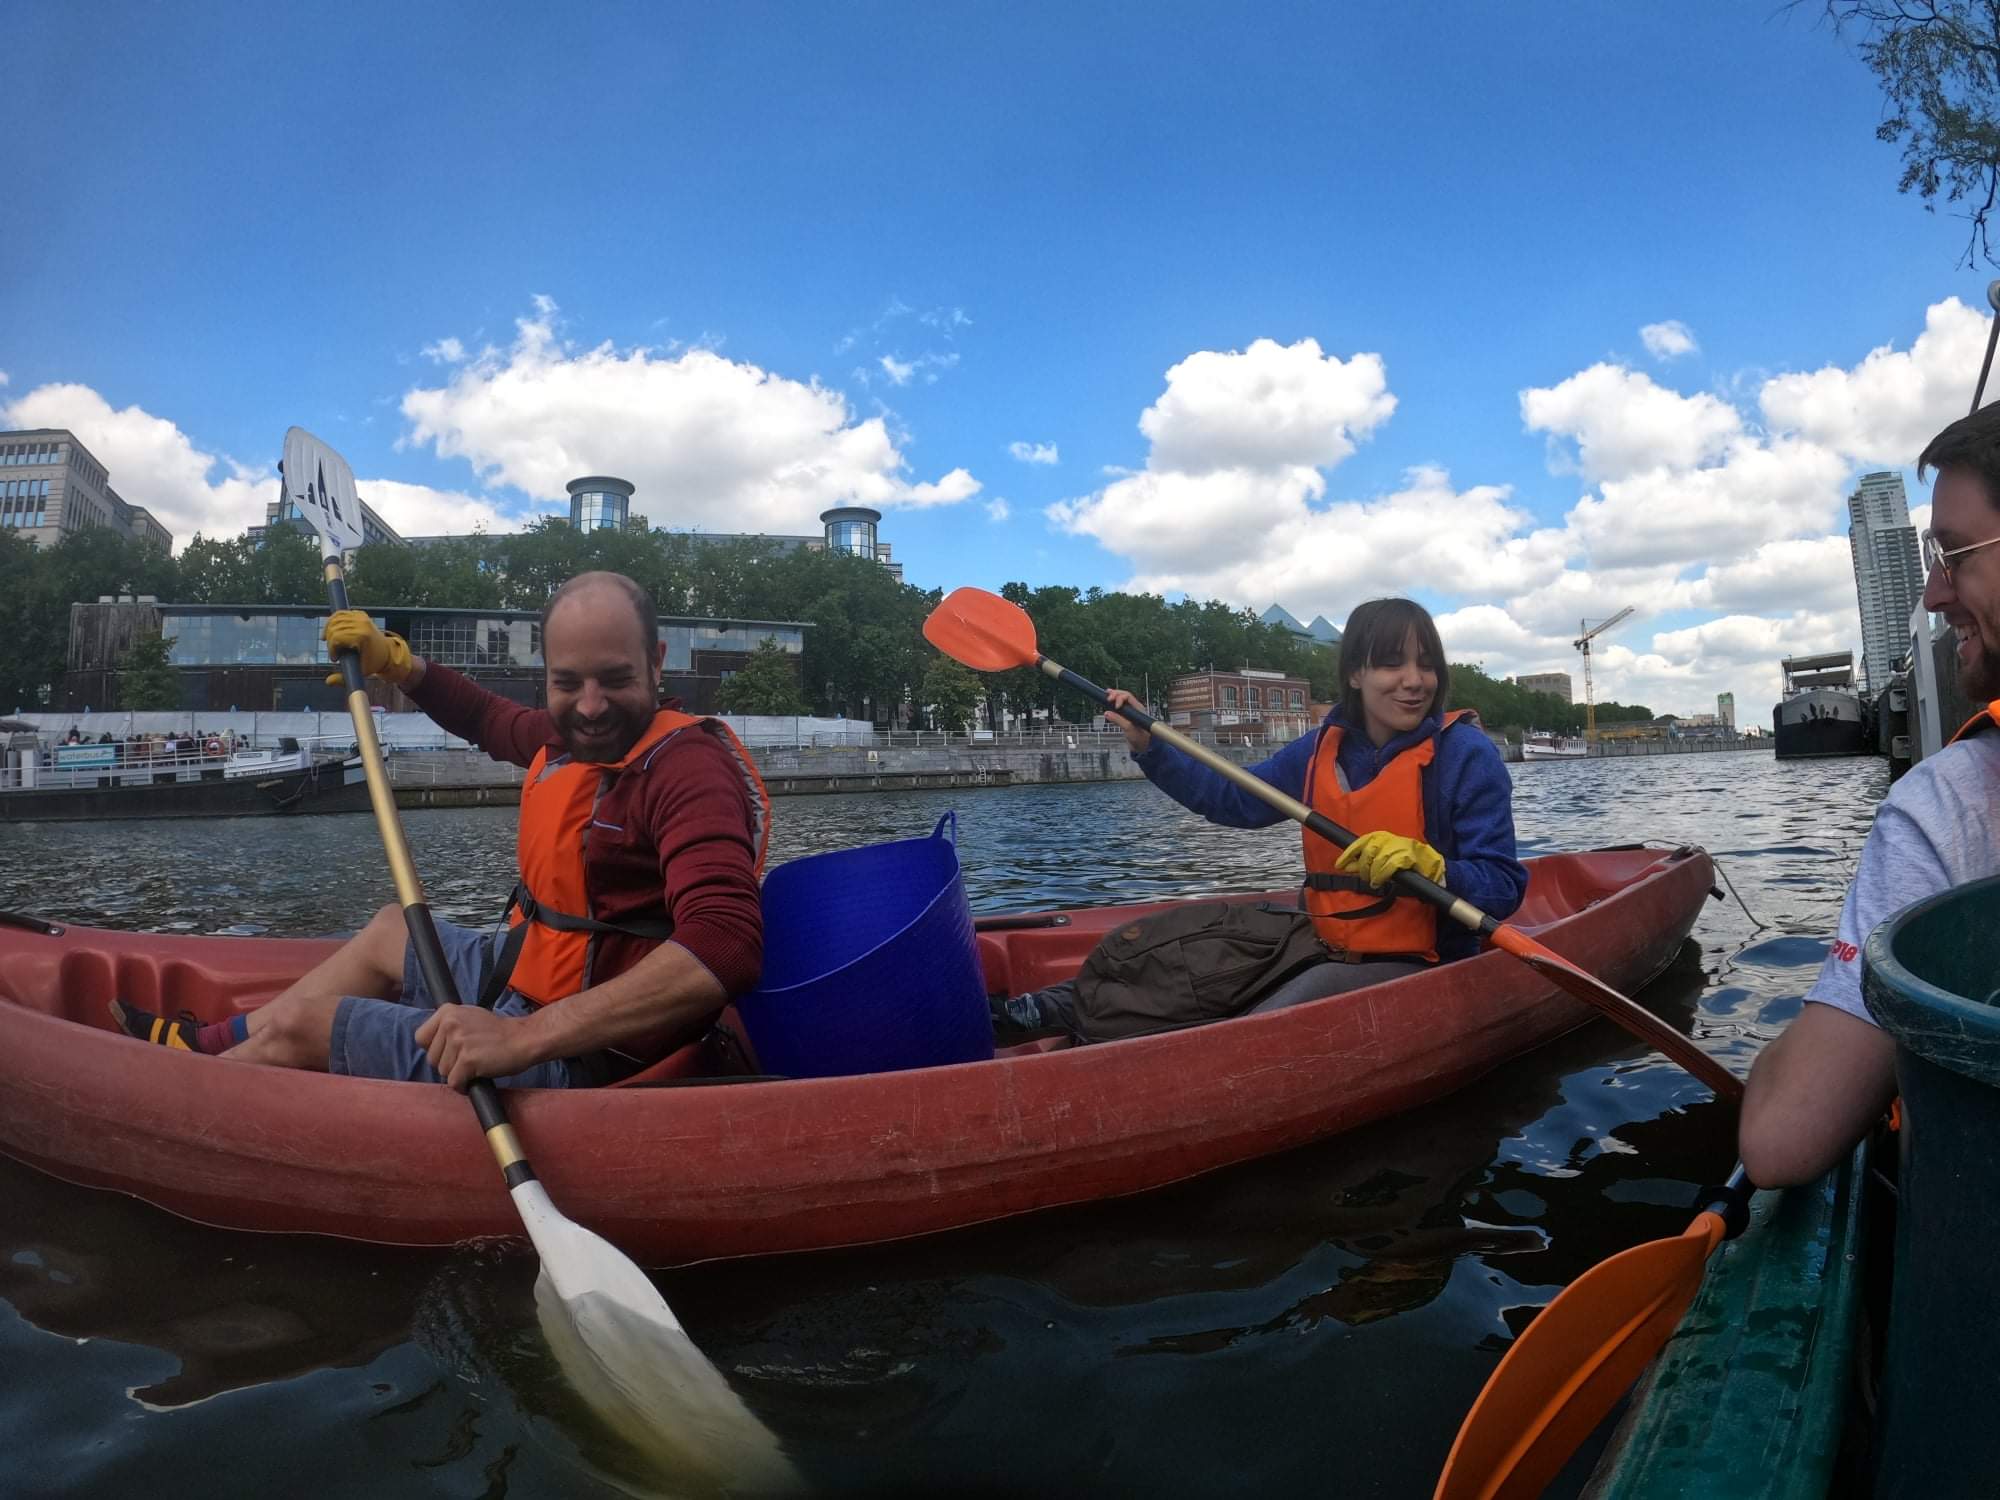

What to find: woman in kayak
left=999, top=596, right=1526, bottom=1035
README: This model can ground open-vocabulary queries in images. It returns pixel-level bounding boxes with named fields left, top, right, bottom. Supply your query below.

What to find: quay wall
left=377, top=740, right=1224, bottom=798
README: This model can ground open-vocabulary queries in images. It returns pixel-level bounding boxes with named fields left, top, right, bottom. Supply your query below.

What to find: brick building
left=1166, top=667, right=1315, bottom=742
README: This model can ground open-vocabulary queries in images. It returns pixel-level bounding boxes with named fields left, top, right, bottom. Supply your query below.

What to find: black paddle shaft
left=1053, top=658, right=1501, bottom=938
left=323, top=574, right=522, bottom=1157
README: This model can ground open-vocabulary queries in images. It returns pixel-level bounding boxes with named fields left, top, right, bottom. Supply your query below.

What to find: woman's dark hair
left=1337, top=597, right=1449, bottom=726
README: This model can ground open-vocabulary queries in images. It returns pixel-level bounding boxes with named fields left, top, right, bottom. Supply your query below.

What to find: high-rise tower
left=1847, top=471, right=1924, bottom=693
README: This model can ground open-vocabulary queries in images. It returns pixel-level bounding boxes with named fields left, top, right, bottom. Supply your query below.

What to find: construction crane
left=1574, top=606, right=1636, bottom=742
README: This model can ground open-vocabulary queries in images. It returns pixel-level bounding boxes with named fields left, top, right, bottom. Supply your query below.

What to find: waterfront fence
left=7, top=712, right=1260, bottom=754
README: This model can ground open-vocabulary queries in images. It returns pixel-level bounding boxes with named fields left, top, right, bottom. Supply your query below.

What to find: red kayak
left=0, top=845, right=1714, bottom=1265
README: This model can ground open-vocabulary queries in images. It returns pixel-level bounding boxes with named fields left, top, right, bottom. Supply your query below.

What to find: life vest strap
left=512, top=882, right=676, bottom=941
left=1299, top=872, right=1396, bottom=920
left=481, top=883, right=677, bottom=1009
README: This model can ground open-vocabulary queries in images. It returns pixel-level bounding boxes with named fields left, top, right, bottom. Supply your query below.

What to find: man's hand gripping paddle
left=921, top=585, right=1741, bottom=1101
left=281, top=428, right=793, bottom=1494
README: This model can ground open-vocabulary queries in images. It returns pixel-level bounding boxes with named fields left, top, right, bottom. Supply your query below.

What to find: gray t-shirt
left=1806, top=733, right=2000, bottom=1024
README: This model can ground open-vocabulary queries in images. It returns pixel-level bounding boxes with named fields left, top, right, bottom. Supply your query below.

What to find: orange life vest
left=505, top=708, right=771, bottom=1005
left=1949, top=701, right=2000, bottom=744
left=1300, top=710, right=1475, bottom=961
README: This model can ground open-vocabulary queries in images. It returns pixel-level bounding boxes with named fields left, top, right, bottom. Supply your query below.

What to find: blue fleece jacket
left=1133, top=707, right=1527, bottom=963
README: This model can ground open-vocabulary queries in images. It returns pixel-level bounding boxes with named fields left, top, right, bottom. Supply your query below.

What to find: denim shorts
left=328, top=916, right=620, bottom=1088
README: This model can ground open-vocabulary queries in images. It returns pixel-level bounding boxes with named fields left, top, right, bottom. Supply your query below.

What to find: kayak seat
left=0, top=938, right=301, bottom=1031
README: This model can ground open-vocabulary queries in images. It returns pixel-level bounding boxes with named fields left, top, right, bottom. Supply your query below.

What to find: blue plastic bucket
left=737, top=811, right=994, bottom=1078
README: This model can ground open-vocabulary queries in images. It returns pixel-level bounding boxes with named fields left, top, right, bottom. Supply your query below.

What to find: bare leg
left=224, top=903, right=409, bottom=1072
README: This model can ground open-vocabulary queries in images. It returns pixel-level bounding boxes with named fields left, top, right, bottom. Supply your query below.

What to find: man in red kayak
left=110, top=570, right=770, bottom=1090
left=1741, top=406, right=2000, bottom=1184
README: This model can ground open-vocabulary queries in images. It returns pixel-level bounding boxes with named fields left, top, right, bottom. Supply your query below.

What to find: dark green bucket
left=1863, top=873, right=2000, bottom=1498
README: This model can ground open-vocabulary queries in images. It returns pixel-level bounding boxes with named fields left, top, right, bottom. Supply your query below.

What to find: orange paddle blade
left=923, top=587, right=1041, bottom=672
left=1486, top=925, right=1743, bottom=1100
left=1433, top=1211, right=1726, bottom=1500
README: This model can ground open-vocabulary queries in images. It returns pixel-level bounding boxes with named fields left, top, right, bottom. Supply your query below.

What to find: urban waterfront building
left=337, top=478, right=907, bottom=581
left=1718, top=691, right=1735, bottom=730
left=0, top=429, right=171, bottom=551
left=1515, top=671, right=1574, bottom=703
left=567, top=475, right=635, bottom=533
left=60, top=597, right=805, bottom=715
left=1166, top=667, right=1315, bottom=741
left=249, top=489, right=403, bottom=549
left=1847, top=471, right=1923, bottom=693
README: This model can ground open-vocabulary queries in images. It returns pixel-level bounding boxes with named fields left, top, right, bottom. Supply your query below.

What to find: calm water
left=0, top=750, right=1886, bottom=1498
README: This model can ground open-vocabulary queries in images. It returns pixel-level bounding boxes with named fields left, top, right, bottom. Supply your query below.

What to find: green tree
left=716, top=639, right=808, bottom=714
left=1822, top=1, right=2000, bottom=263
left=118, top=632, right=184, bottom=709
left=920, top=653, right=983, bottom=732
left=0, top=527, right=175, bottom=712
left=244, top=526, right=324, bottom=604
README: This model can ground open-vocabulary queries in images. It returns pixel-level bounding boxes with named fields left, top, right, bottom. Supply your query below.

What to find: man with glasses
left=1741, top=403, right=2000, bottom=1186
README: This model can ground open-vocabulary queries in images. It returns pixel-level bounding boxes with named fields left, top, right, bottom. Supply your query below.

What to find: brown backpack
left=1070, top=900, right=1329, bottom=1043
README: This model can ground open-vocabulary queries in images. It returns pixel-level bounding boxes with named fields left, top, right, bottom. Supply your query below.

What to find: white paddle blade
left=511, top=1181, right=798, bottom=1497
left=281, top=425, right=366, bottom=560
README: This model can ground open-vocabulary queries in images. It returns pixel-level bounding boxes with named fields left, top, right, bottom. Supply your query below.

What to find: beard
left=554, top=699, right=655, bottom=763
left=1959, top=618, right=2000, bottom=704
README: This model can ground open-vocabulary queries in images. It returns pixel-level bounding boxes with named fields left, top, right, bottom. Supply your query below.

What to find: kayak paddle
left=281, top=428, right=793, bottom=1490
left=922, top=585, right=1742, bottom=1100
left=1431, top=1168, right=1753, bottom=1500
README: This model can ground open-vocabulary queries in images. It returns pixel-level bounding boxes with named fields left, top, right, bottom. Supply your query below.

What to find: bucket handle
left=932, top=810, right=957, bottom=844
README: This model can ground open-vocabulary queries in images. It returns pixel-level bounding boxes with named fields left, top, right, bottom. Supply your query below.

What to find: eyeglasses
left=1921, top=528, right=2000, bottom=579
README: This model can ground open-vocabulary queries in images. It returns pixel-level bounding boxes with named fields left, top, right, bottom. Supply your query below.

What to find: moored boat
left=1521, top=731, right=1590, bottom=761
left=0, top=845, right=1715, bottom=1266
left=0, top=737, right=368, bottom=823
left=1579, top=1142, right=1873, bottom=1499
left=1583, top=873, right=2000, bottom=1498
left=1773, top=651, right=1868, bottom=760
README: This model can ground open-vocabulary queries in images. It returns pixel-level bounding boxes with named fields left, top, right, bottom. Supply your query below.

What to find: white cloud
left=1671, top=535, right=1858, bottom=615
left=421, top=337, right=467, bottom=365
left=986, top=498, right=1011, bottom=523
left=1, top=382, right=273, bottom=545
left=0, top=370, right=10, bottom=387
left=1640, top=321, right=1699, bottom=360
left=1759, top=295, right=1993, bottom=466
left=401, top=298, right=981, bottom=530
left=878, top=351, right=958, bottom=387
left=357, top=478, right=516, bottom=537
left=1521, top=363, right=1742, bottom=482
left=1048, top=305, right=1986, bottom=716
left=1559, top=436, right=1850, bottom=569
left=1139, top=337, right=1395, bottom=474
left=1009, top=440, right=1060, bottom=466
left=0, top=381, right=519, bottom=550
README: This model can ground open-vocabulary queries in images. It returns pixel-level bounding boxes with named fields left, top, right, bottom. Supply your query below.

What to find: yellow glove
left=323, top=609, right=415, bottom=686
left=1335, top=830, right=1446, bottom=890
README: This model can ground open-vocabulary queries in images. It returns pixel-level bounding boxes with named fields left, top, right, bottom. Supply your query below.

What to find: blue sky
left=4, top=2, right=1989, bottom=715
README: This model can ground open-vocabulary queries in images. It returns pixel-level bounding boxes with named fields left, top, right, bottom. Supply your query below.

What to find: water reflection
left=0, top=752, right=1881, bottom=1496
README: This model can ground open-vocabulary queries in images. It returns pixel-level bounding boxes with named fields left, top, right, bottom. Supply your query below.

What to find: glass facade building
left=61, top=601, right=805, bottom=714
left=261, top=496, right=402, bottom=549
left=566, top=476, right=634, bottom=534
left=820, top=506, right=880, bottom=560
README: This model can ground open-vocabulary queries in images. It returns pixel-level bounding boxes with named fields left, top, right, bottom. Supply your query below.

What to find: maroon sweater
left=406, top=663, right=764, bottom=1000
